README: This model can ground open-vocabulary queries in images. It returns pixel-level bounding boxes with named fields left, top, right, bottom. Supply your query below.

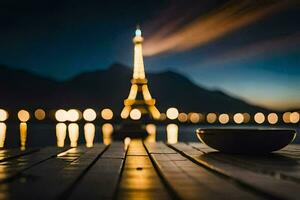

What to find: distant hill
left=0, top=63, right=269, bottom=113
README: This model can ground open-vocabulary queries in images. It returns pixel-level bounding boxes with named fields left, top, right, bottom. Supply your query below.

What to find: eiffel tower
left=121, top=27, right=160, bottom=120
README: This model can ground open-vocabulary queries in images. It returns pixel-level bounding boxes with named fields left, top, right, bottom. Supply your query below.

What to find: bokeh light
left=124, top=137, right=131, bottom=150
left=0, top=109, right=8, bottom=122
left=101, top=108, right=113, bottom=120
left=233, top=113, right=244, bottom=124
left=0, top=122, right=7, bottom=148
left=290, top=112, right=300, bottom=124
left=267, top=113, right=278, bottom=124
left=166, top=107, right=179, bottom=120
left=206, top=113, right=217, bottom=124
left=83, top=108, right=97, bottom=121
left=68, top=123, right=79, bottom=147
left=166, top=124, right=178, bottom=144
left=243, top=113, right=251, bottom=123
left=283, top=112, right=291, bottom=123
left=189, top=113, right=200, bottom=123
left=219, top=113, right=229, bottom=124
left=20, top=122, right=27, bottom=150
left=84, top=123, right=95, bottom=147
left=56, top=123, right=67, bottom=147
left=18, top=110, right=30, bottom=122
left=34, top=109, right=46, bottom=120
left=178, top=113, right=188, bottom=123
left=145, top=124, right=156, bottom=135
left=130, top=109, right=141, bottom=120
left=254, top=112, right=265, bottom=124
left=67, top=109, right=80, bottom=122
left=55, top=109, right=68, bottom=122
left=102, top=123, right=113, bottom=145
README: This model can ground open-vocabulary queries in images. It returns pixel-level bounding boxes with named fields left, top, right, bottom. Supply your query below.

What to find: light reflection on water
left=166, top=124, right=178, bottom=144
left=0, top=123, right=7, bottom=148
left=0, top=123, right=298, bottom=148
left=19, top=123, right=27, bottom=150
left=56, top=123, right=67, bottom=147
left=102, top=123, right=113, bottom=145
left=84, top=123, right=95, bottom=147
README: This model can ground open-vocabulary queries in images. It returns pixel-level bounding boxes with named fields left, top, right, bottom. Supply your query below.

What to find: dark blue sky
left=0, top=0, right=299, bottom=110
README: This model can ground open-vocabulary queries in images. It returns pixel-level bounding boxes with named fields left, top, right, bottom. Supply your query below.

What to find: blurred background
left=0, top=0, right=299, bottom=148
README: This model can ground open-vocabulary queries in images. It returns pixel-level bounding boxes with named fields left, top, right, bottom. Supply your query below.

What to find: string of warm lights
left=0, top=108, right=299, bottom=124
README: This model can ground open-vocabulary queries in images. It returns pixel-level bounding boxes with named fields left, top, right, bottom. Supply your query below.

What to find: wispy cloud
left=196, top=32, right=300, bottom=67
left=143, top=0, right=296, bottom=56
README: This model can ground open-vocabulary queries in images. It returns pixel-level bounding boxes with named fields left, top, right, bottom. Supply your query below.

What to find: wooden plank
left=0, top=148, right=39, bottom=163
left=190, top=143, right=300, bottom=183
left=145, top=142, right=262, bottom=200
left=0, top=146, right=70, bottom=182
left=67, top=143, right=125, bottom=199
left=117, top=140, right=171, bottom=200
left=144, top=142, right=176, bottom=154
left=1, top=145, right=106, bottom=200
left=173, top=143, right=300, bottom=200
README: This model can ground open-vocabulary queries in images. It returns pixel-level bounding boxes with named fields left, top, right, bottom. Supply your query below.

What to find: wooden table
left=0, top=141, right=299, bottom=199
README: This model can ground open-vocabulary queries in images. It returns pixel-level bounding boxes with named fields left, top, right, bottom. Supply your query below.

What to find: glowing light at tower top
left=135, top=28, right=142, bottom=37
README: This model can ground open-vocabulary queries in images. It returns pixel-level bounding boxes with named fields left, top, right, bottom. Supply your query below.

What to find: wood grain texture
left=146, top=142, right=262, bottom=200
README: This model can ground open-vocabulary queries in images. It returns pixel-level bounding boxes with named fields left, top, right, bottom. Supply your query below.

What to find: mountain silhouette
left=0, top=63, right=268, bottom=113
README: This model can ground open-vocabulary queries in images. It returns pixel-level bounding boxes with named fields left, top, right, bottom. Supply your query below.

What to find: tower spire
left=133, top=26, right=146, bottom=80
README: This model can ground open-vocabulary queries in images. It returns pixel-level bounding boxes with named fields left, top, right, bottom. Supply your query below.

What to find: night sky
left=0, top=0, right=299, bottom=110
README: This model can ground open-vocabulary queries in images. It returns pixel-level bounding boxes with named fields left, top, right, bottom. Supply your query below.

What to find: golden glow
left=149, top=106, right=161, bottom=120
left=84, top=123, right=95, bottom=148
left=219, top=113, right=229, bottom=124
left=133, top=28, right=146, bottom=79
left=0, top=109, right=8, bottom=122
left=55, top=109, right=68, bottom=122
left=102, top=123, right=113, bottom=145
left=128, top=84, right=138, bottom=100
left=0, top=123, right=7, bottom=148
left=18, top=110, right=30, bottom=122
left=34, top=109, right=46, bottom=120
left=124, top=137, right=131, bottom=150
left=189, top=113, right=200, bottom=123
left=166, top=107, right=179, bottom=120
left=233, top=113, right=244, bottom=124
left=19, top=122, right=27, bottom=149
left=290, top=112, right=300, bottom=124
left=254, top=112, right=265, bottom=124
left=130, top=109, right=141, bottom=120
left=57, top=148, right=76, bottom=157
left=82, top=108, right=97, bottom=122
left=166, top=124, right=178, bottom=144
left=145, top=124, right=156, bottom=143
left=121, top=106, right=131, bottom=119
left=67, top=109, right=80, bottom=122
left=206, top=113, right=217, bottom=124
left=142, top=85, right=152, bottom=100
left=145, top=124, right=156, bottom=135
left=267, top=113, right=278, bottom=124
left=243, top=113, right=251, bottom=123
left=178, top=113, right=188, bottom=123
left=283, top=112, right=291, bottom=123
left=101, top=108, right=113, bottom=120
left=68, top=123, right=79, bottom=147
left=56, top=123, right=67, bottom=147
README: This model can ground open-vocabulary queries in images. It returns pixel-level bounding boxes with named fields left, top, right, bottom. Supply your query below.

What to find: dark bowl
left=196, top=128, right=297, bottom=154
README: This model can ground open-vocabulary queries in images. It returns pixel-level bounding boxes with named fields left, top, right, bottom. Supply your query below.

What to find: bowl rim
left=196, top=128, right=296, bottom=134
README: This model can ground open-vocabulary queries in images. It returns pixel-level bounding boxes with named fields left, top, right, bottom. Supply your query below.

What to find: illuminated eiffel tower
left=121, top=27, right=160, bottom=120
